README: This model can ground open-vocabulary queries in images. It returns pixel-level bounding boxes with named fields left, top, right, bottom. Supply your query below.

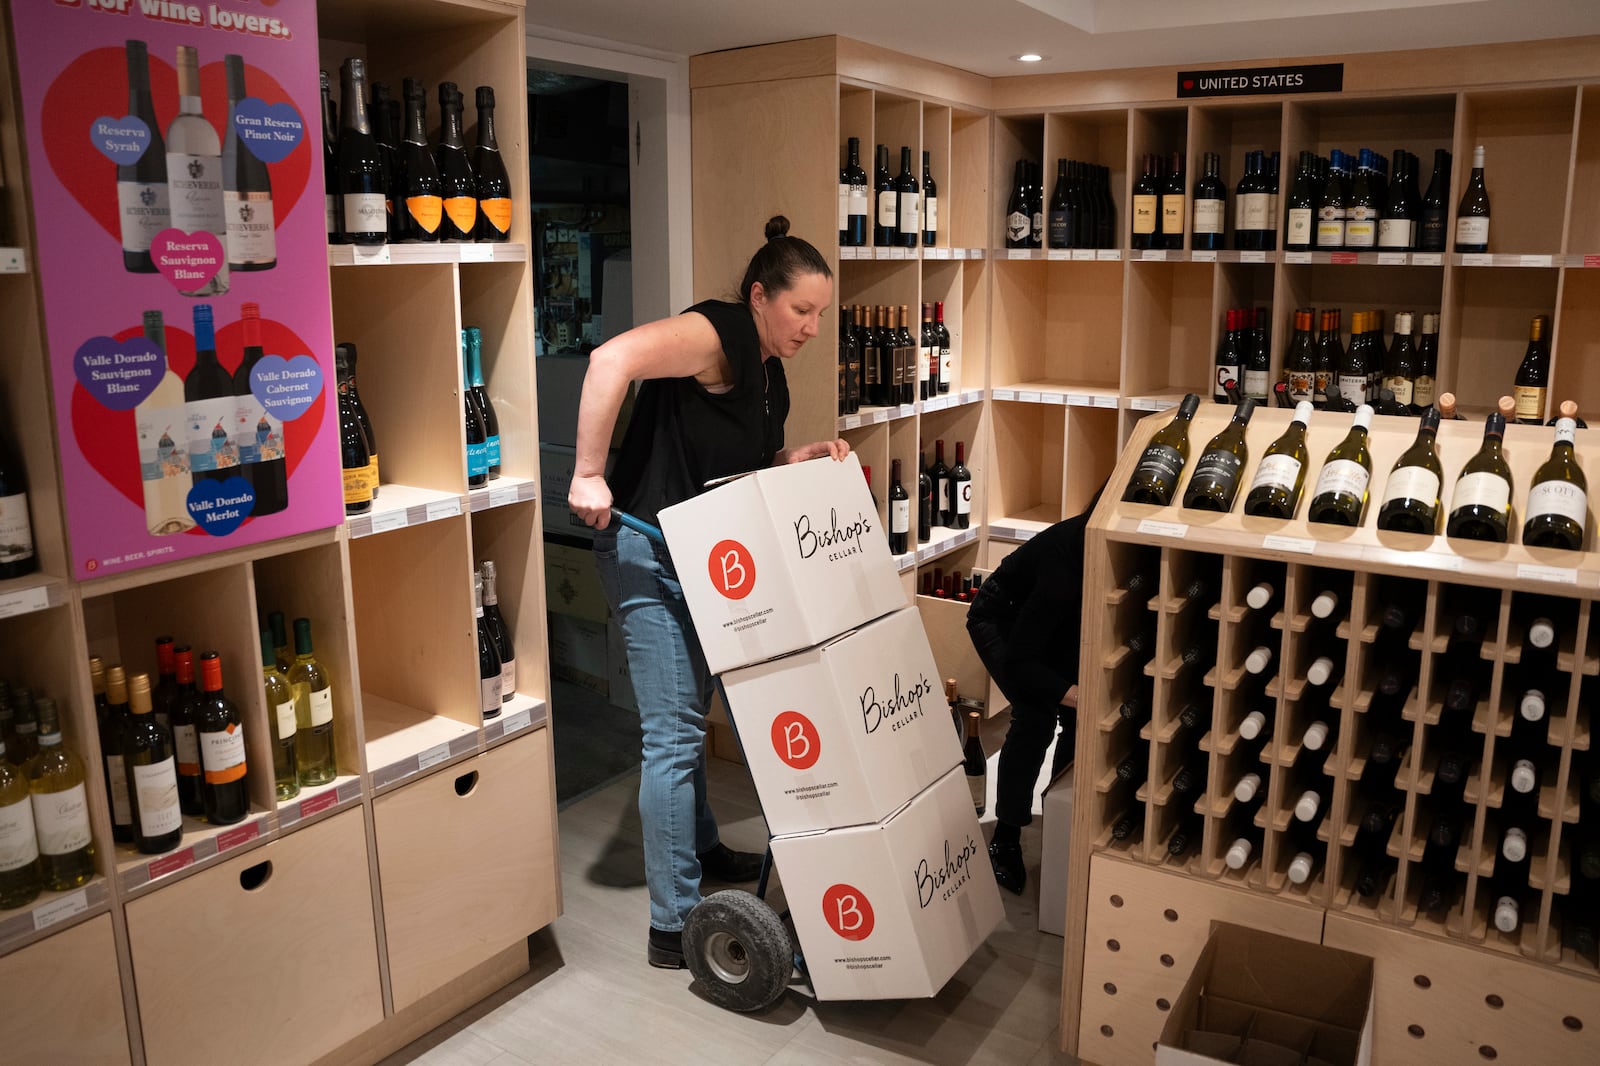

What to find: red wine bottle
left=119, top=41, right=168, bottom=272
left=930, top=441, right=951, bottom=528
left=951, top=442, right=973, bottom=530
left=171, top=647, right=205, bottom=816
left=222, top=54, right=276, bottom=271
left=335, top=345, right=374, bottom=514
left=888, top=459, right=910, bottom=555
left=195, top=652, right=249, bottom=825
left=233, top=302, right=288, bottom=516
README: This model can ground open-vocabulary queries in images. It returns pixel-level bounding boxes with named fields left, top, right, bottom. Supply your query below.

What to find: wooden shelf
left=346, top=483, right=465, bottom=539
left=0, top=880, right=110, bottom=957
left=114, top=809, right=275, bottom=896
left=838, top=245, right=986, bottom=261
left=327, top=242, right=529, bottom=267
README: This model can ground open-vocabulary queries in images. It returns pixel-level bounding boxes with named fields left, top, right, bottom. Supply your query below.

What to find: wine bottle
left=963, top=709, right=987, bottom=816
left=1307, top=404, right=1376, bottom=526
left=897, top=305, right=919, bottom=406
left=261, top=626, right=298, bottom=801
left=893, top=146, right=920, bottom=248
left=1214, top=309, right=1242, bottom=403
left=337, top=59, right=387, bottom=245
left=873, top=144, right=895, bottom=247
left=1245, top=581, right=1276, bottom=610
left=268, top=611, right=292, bottom=673
left=1131, top=153, right=1158, bottom=250
left=1182, top=397, right=1258, bottom=512
left=481, top=561, right=517, bottom=701
left=434, top=83, right=478, bottom=242
left=1243, top=401, right=1315, bottom=519
left=472, top=87, right=512, bottom=242
left=222, top=54, right=276, bottom=271
left=1377, top=407, right=1444, bottom=534
left=930, top=440, right=951, bottom=528
left=951, top=442, right=973, bottom=530
left=183, top=304, right=241, bottom=488
left=281, top=618, right=336, bottom=787
left=1523, top=416, right=1587, bottom=551
left=1160, top=151, right=1186, bottom=250
left=165, top=45, right=228, bottom=295
left=461, top=326, right=502, bottom=479
left=102, top=667, right=134, bottom=844
left=1283, top=150, right=1315, bottom=251
left=123, top=672, right=182, bottom=855
left=118, top=41, right=168, bottom=272
left=1006, top=159, right=1031, bottom=248
left=232, top=302, right=288, bottom=516
left=335, top=344, right=374, bottom=515
left=1244, top=309, right=1270, bottom=404
left=1030, top=161, right=1048, bottom=249
left=321, top=71, right=342, bottom=243
left=1418, top=148, right=1450, bottom=253
left=888, top=459, right=910, bottom=555
left=1383, top=311, right=1418, bottom=410
left=8, top=691, right=37, bottom=766
left=396, top=79, right=443, bottom=242
left=26, top=700, right=95, bottom=891
left=1454, top=145, right=1490, bottom=253
left=1334, top=310, right=1367, bottom=408
left=1047, top=159, right=1072, bottom=249
left=338, top=343, right=378, bottom=498
left=840, top=137, right=867, bottom=246
left=1378, top=149, right=1415, bottom=251
left=1191, top=152, right=1226, bottom=251
left=0, top=726, right=40, bottom=908
left=1344, top=149, right=1378, bottom=250
left=475, top=573, right=503, bottom=721
left=1315, top=150, right=1347, bottom=250
left=135, top=310, right=196, bottom=536
left=171, top=647, right=204, bottom=816
left=1266, top=151, right=1281, bottom=248
left=1447, top=412, right=1514, bottom=542
left=195, top=652, right=248, bottom=825
left=1514, top=315, right=1551, bottom=425
left=371, top=83, right=400, bottom=242
left=1123, top=393, right=1200, bottom=506
left=838, top=305, right=859, bottom=415
left=1284, top=308, right=1316, bottom=404
left=917, top=452, right=933, bottom=543
left=919, top=303, right=936, bottom=400
left=935, top=301, right=953, bottom=394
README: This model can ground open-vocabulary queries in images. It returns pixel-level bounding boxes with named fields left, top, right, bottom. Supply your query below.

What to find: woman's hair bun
left=764, top=215, right=791, bottom=241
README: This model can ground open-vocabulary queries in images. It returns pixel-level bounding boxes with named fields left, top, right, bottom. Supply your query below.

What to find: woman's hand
left=1062, top=684, right=1079, bottom=709
left=569, top=473, right=615, bottom=529
left=779, top=438, right=852, bottom=464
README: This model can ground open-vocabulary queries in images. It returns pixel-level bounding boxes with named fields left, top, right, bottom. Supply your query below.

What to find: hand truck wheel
left=682, top=889, right=793, bottom=1012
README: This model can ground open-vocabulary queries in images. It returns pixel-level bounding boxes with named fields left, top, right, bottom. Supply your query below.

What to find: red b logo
left=822, top=883, right=875, bottom=941
left=708, top=539, right=756, bottom=599
left=770, top=711, right=821, bottom=770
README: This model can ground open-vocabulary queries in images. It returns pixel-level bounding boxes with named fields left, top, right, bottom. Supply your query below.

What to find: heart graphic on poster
left=187, top=477, right=256, bottom=537
left=231, top=97, right=306, bottom=164
left=74, top=335, right=164, bottom=410
left=43, top=48, right=309, bottom=247
left=90, top=115, right=151, bottom=166
left=249, top=354, right=324, bottom=422
left=151, top=228, right=225, bottom=293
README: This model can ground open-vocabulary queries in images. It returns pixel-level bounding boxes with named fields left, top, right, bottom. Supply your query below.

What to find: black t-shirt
left=608, top=299, right=789, bottom=525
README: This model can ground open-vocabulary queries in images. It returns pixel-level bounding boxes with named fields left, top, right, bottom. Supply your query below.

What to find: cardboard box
left=720, top=606, right=962, bottom=836
left=1156, top=923, right=1374, bottom=1066
left=770, top=765, right=1004, bottom=1001
left=547, top=611, right=609, bottom=694
left=658, top=453, right=906, bottom=674
left=544, top=539, right=609, bottom=624
left=539, top=444, right=593, bottom=542
left=1037, top=766, right=1073, bottom=937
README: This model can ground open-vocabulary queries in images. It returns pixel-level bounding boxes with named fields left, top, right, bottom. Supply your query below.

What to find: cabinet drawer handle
left=455, top=770, right=479, bottom=797
left=240, top=860, right=272, bottom=892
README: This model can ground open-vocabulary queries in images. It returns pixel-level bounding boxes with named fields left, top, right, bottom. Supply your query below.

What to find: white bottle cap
left=1510, top=758, right=1538, bottom=795
left=1493, top=895, right=1519, bottom=934
left=1235, top=772, right=1262, bottom=803
left=1520, top=689, right=1546, bottom=721
left=1473, top=145, right=1486, bottom=168
left=1225, top=837, right=1254, bottom=870
left=1303, top=720, right=1330, bottom=751
left=1310, top=591, right=1341, bottom=619
left=1295, top=790, right=1322, bottom=821
left=1307, top=656, right=1335, bottom=686
left=1245, top=645, right=1274, bottom=674
left=1501, top=826, right=1528, bottom=863
left=1353, top=404, right=1374, bottom=430
left=1287, top=851, right=1315, bottom=884
left=1293, top=401, right=1315, bottom=424
left=1528, top=617, right=1555, bottom=649
left=1247, top=582, right=1275, bottom=610
left=1239, top=710, right=1267, bottom=740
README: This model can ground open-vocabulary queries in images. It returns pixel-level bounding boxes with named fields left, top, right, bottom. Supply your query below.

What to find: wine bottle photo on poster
left=11, top=0, right=343, bottom=580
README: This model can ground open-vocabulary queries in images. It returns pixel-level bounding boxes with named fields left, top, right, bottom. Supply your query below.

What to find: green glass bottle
left=262, top=627, right=299, bottom=801
left=0, top=732, right=42, bottom=908
left=1307, top=404, right=1375, bottom=526
left=26, top=699, right=95, bottom=890
left=1122, top=393, right=1200, bottom=505
left=1376, top=406, right=1443, bottom=534
left=1243, top=401, right=1315, bottom=519
left=1182, top=397, right=1258, bottom=512
left=288, top=618, right=337, bottom=786
left=1446, top=412, right=1514, bottom=543
left=1522, top=416, right=1586, bottom=551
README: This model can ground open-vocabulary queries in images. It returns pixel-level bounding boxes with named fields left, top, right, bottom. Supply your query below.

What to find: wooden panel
left=950, top=109, right=990, bottom=251
left=986, top=401, right=1063, bottom=526
left=1459, top=87, right=1579, bottom=257
left=917, top=594, right=988, bottom=704
left=837, top=37, right=991, bottom=110
left=1450, top=268, right=1561, bottom=416
left=0, top=914, right=130, bottom=1065
left=126, top=808, right=382, bottom=1066
left=690, top=35, right=839, bottom=89
left=1568, top=86, right=1600, bottom=253
left=1122, top=261, right=1213, bottom=397
left=1044, top=262, right=1123, bottom=387
left=1552, top=269, right=1600, bottom=416
left=373, top=728, right=558, bottom=1011
left=461, top=261, right=538, bottom=479
left=990, top=262, right=1047, bottom=386
left=958, top=258, right=987, bottom=392
left=1064, top=406, right=1119, bottom=515
left=469, top=501, right=545, bottom=703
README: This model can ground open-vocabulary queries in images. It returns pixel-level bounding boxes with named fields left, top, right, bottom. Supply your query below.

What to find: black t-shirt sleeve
left=1000, top=511, right=1088, bottom=706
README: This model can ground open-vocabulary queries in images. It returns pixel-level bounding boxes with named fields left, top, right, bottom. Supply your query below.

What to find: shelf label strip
left=1262, top=534, right=1316, bottom=554
left=418, top=741, right=452, bottom=771
left=370, top=508, right=408, bottom=535
left=426, top=498, right=462, bottom=522
left=0, top=584, right=52, bottom=619
left=1136, top=519, right=1189, bottom=538
left=1517, top=563, right=1578, bottom=585
left=31, top=889, right=89, bottom=932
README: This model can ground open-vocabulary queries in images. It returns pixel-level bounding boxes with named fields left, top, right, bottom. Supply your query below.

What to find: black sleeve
left=999, top=512, right=1088, bottom=706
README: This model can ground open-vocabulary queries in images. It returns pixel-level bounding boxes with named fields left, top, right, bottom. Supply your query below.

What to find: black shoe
left=697, top=842, right=765, bottom=883
left=648, top=926, right=685, bottom=969
left=989, top=841, right=1026, bottom=895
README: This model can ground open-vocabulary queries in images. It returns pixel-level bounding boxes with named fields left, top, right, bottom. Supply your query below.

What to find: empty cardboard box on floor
left=1155, top=923, right=1373, bottom=1066
left=657, top=453, right=905, bottom=674
left=719, top=605, right=962, bottom=836
left=770, top=765, right=1004, bottom=1001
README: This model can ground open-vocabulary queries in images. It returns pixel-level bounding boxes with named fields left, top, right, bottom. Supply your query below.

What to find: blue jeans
left=593, top=524, right=721, bottom=932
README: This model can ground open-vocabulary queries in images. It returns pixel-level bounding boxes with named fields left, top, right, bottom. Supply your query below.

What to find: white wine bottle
left=1454, top=144, right=1490, bottom=254
left=1522, top=416, right=1586, bottom=551
left=261, top=627, right=298, bottom=801
left=1447, top=412, right=1514, bottom=543
left=165, top=45, right=228, bottom=296
left=1182, top=397, right=1259, bottom=512
left=0, top=732, right=42, bottom=908
left=1307, top=405, right=1375, bottom=526
left=288, top=619, right=336, bottom=786
left=26, top=699, right=95, bottom=890
left=1243, top=401, right=1315, bottom=518
left=123, top=673, right=182, bottom=856
left=1376, top=406, right=1444, bottom=534
left=1123, top=393, right=1200, bottom=505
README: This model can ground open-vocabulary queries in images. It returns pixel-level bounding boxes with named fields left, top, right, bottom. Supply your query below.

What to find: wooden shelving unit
left=0, top=2, right=559, bottom=1064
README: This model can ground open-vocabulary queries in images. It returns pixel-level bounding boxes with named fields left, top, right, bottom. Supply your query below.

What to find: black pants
left=967, top=608, right=1076, bottom=829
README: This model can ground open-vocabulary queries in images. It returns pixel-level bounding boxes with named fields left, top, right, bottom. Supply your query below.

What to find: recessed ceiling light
left=1016, top=53, right=1045, bottom=63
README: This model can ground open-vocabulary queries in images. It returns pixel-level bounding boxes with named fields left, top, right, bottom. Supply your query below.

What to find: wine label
left=1190, top=450, right=1243, bottom=497
left=1193, top=198, right=1224, bottom=235
left=1287, top=369, right=1314, bottom=402
left=307, top=687, right=334, bottom=728
left=891, top=498, right=910, bottom=534
left=1453, top=470, right=1511, bottom=512
left=837, top=182, right=849, bottom=229
left=342, top=465, right=375, bottom=505
left=480, top=197, right=513, bottom=235
left=878, top=190, right=897, bottom=227
left=1251, top=453, right=1303, bottom=494
left=1383, top=465, right=1441, bottom=507
left=0, top=492, right=34, bottom=566
left=367, top=454, right=381, bottom=493
left=325, top=194, right=338, bottom=236
left=185, top=395, right=243, bottom=474
left=1161, top=194, right=1185, bottom=236
left=167, top=151, right=224, bottom=232
left=848, top=184, right=869, bottom=218
left=1344, top=218, right=1376, bottom=248
left=1006, top=210, right=1030, bottom=243
left=1214, top=362, right=1239, bottom=395
left=406, top=194, right=443, bottom=235
left=234, top=393, right=284, bottom=467
left=467, top=439, right=489, bottom=479
left=937, top=475, right=951, bottom=514
left=1526, top=480, right=1588, bottom=525
left=967, top=772, right=985, bottom=813
left=1315, top=458, right=1370, bottom=502
left=343, top=192, right=387, bottom=237
left=1031, top=210, right=1044, bottom=237
left=174, top=724, right=200, bottom=775
left=940, top=345, right=952, bottom=383
left=500, top=654, right=516, bottom=701
left=480, top=674, right=502, bottom=716
left=1384, top=375, right=1415, bottom=406
left=898, top=192, right=919, bottom=235
left=1412, top=374, right=1436, bottom=407
left=1514, top=385, right=1546, bottom=422
left=1244, top=369, right=1268, bottom=400
left=1132, top=195, right=1158, bottom=235
left=924, top=196, right=938, bottom=236
left=118, top=179, right=171, bottom=254
left=1286, top=208, right=1313, bottom=246
left=224, top=190, right=276, bottom=265
left=1238, top=193, right=1270, bottom=231
left=1455, top=216, right=1490, bottom=246
left=956, top=479, right=972, bottom=515
left=444, top=196, right=478, bottom=233
left=106, top=752, right=133, bottom=826
left=1377, top=218, right=1414, bottom=249
left=486, top=433, right=502, bottom=470
left=274, top=698, right=297, bottom=742
left=133, top=757, right=182, bottom=837
left=1313, top=368, right=1332, bottom=401
left=1130, top=444, right=1184, bottom=495
left=32, top=783, right=91, bottom=856
left=0, top=796, right=39, bottom=872
left=200, top=722, right=248, bottom=785
left=918, top=346, right=931, bottom=386
left=1316, top=215, right=1345, bottom=247
left=1337, top=373, right=1367, bottom=405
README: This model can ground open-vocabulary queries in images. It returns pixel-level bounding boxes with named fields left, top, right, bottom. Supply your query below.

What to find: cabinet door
left=374, top=729, right=558, bottom=1011
left=0, top=914, right=130, bottom=1065
left=126, top=808, right=382, bottom=1066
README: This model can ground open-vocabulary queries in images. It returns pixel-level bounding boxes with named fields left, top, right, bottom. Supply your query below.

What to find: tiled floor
left=381, top=728, right=1078, bottom=1066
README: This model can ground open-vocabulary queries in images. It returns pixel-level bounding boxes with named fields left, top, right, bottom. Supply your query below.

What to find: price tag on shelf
left=840, top=414, right=860, bottom=429
left=1071, top=249, right=1095, bottom=261
left=1377, top=252, right=1407, bottom=266
left=418, top=742, right=452, bottom=771
left=952, top=248, right=968, bottom=260
left=1329, top=252, right=1358, bottom=265
left=1142, top=250, right=1168, bottom=262
left=1460, top=253, right=1493, bottom=266
left=1130, top=397, right=1174, bottom=412
left=425, top=498, right=462, bottom=522
left=1192, top=250, right=1218, bottom=263
left=31, top=890, right=88, bottom=932
left=489, top=484, right=521, bottom=508
left=1096, top=249, right=1122, bottom=261
left=836, top=247, right=854, bottom=260
left=502, top=707, right=532, bottom=735
left=1519, top=254, right=1553, bottom=268
left=352, top=245, right=391, bottom=265
left=1136, top=519, right=1188, bottom=539
left=369, top=508, right=408, bottom=535
left=0, top=584, right=51, bottom=619
left=992, top=388, right=1016, bottom=400
left=1517, top=563, right=1578, bottom=585
left=1018, top=390, right=1042, bottom=403
left=0, top=248, right=26, bottom=274
left=458, top=244, right=493, bottom=262
left=1007, top=249, right=1032, bottom=260
left=1240, top=251, right=1267, bottom=264
left=148, top=847, right=196, bottom=881
left=1284, top=252, right=1311, bottom=264
left=1412, top=253, right=1443, bottom=267
left=1585, top=254, right=1600, bottom=269
left=1262, top=534, right=1316, bottom=555
left=218, top=821, right=261, bottom=853
left=1092, top=394, right=1118, bottom=409
left=1047, top=249, right=1070, bottom=261
left=1066, top=393, right=1093, bottom=407
left=298, top=788, right=341, bottom=820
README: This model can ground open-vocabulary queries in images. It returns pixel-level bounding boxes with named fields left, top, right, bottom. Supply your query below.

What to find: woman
left=569, top=216, right=848, bottom=968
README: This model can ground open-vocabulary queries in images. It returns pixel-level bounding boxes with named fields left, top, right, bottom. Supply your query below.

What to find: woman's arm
left=774, top=438, right=852, bottom=465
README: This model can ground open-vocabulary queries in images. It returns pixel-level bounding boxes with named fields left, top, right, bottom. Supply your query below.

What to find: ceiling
left=526, top=0, right=1600, bottom=77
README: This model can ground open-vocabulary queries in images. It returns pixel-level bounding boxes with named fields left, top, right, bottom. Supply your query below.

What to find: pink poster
left=11, top=0, right=341, bottom=580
